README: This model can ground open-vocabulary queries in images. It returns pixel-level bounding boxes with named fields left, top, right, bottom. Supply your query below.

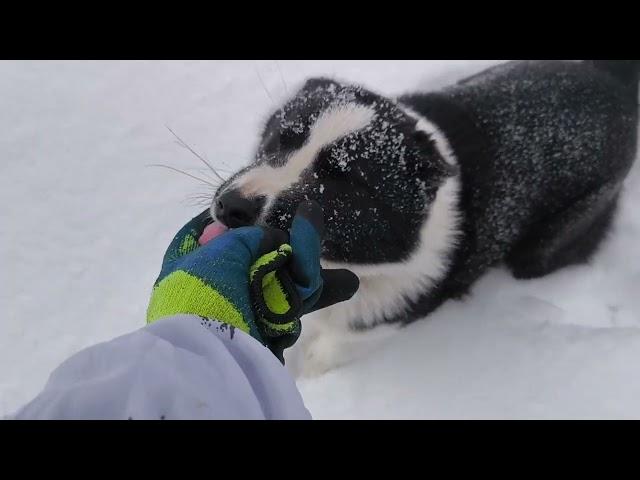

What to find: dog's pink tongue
left=198, top=222, right=229, bottom=246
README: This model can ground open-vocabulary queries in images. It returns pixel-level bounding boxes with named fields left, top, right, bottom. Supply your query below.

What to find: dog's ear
left=301, top=77, right=342, bottom=92
left=413, top=129, right=460, bottom=178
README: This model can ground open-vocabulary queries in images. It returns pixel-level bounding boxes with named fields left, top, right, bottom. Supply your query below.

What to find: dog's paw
left=295, top=332, right=351, bottom=378
left=286, top=317, right=400, bottom=379
left=283, top=325, right=321, bottom=378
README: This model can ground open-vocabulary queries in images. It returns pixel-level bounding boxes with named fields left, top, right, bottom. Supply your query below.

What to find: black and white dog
left=211, top=60, right=639, bottom=376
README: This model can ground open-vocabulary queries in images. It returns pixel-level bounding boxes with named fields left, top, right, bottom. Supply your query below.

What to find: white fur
left=287, top=147, right=460, bottom=377
left=288, top=173, right=461, bottom=377
left=231, top=104, right=375, bottom=200
left=285, top=319, right=401, bottom=378
left=320, top=174, right=462, bottom=327
left=286, top=107, right=463, bottom=377
left=225, top=99, right=463, bottom=376
left=398, top=103, right=457, bottom=167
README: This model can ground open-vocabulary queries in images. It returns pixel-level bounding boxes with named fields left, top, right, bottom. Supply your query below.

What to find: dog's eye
left=261, top=129, right=280, bottom=155
left=261, top=127, right=306, bottom=157
left=315, top=148, right=353, bottom=178
left=279, top=129, right=306, bottom=150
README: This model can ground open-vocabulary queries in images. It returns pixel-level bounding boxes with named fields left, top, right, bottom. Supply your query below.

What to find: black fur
left=395, top=60, right=639, bottom=323
left=239, top=78, right=453, bottom=264
left=215, top=60, right=639, bottom=327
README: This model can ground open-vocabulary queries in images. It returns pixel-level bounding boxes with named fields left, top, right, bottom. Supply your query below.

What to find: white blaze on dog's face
left=214, top=78, right=456, bottom=265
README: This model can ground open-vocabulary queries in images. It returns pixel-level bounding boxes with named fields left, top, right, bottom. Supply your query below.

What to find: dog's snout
left=215, top=190, right=263, bottom=228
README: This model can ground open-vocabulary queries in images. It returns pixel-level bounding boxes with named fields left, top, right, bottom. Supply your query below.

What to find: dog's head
left=212, top=78, right=456, bottom=265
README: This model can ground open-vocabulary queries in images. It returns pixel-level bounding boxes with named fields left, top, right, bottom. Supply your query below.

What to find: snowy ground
left=2, top=60, right=639, bottom=419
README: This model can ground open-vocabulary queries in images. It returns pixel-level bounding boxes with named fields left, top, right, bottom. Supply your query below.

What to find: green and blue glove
left=146, top=201, right=360, bottom=363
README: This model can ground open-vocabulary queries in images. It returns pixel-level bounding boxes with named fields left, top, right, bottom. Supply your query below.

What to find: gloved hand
left=146, top=201, right=359, bottom=363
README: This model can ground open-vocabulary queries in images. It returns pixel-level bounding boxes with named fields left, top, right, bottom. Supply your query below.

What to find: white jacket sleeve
left=11, top=315, right=311, bottom=420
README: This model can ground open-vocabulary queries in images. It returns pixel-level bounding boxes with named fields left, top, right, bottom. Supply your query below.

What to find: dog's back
left=400, top=60, right=639, bottom=305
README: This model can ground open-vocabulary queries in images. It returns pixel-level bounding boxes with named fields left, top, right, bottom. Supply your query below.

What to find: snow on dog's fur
left=212, top=61, right=640, bottom=376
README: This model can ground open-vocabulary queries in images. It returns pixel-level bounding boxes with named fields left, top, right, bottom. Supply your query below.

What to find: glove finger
left=256, top=226, right=290, bottom=258
left=304, top=268, right=360, bottom=315
left=288, top=200, right=324, bottom=301
left=292, top=199, right=325, bottom=238
left=163, top=209, right=212, bottom=263
left=192, top=225, right=289, bottom=282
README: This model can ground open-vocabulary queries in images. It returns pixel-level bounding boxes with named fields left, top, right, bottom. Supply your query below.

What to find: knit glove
left=146, top=201, right=359, bottom=363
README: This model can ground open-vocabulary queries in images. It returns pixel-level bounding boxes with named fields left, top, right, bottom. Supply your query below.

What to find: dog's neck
left=320, top=101, right=466, bottom=328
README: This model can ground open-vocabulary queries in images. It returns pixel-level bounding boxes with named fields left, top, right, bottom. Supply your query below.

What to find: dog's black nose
left=215, top=190, right=263, bottom=228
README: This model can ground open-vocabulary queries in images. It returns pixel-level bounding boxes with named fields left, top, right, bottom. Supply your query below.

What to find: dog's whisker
left=275, top=60, right=288, bottom=95
left=254, top=64, right=275, bottom=104
left=165, top=125, right=227, bottom=183
left=216, top=151, right=253, bottom=170
left=189, top=168, right=222, bottom=181
left=147, top=163, right=219, bottom=188
left=192, top=166, right=234, bottom=175
left=186, top=191, right=216, bottom=200
left=184, top=194, right=216, bottom=207
left=181, top=196, right=213, bottom=208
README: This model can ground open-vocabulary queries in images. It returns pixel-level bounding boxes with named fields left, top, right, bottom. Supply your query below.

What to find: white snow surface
left=2, top=60, right=639, bottom=419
